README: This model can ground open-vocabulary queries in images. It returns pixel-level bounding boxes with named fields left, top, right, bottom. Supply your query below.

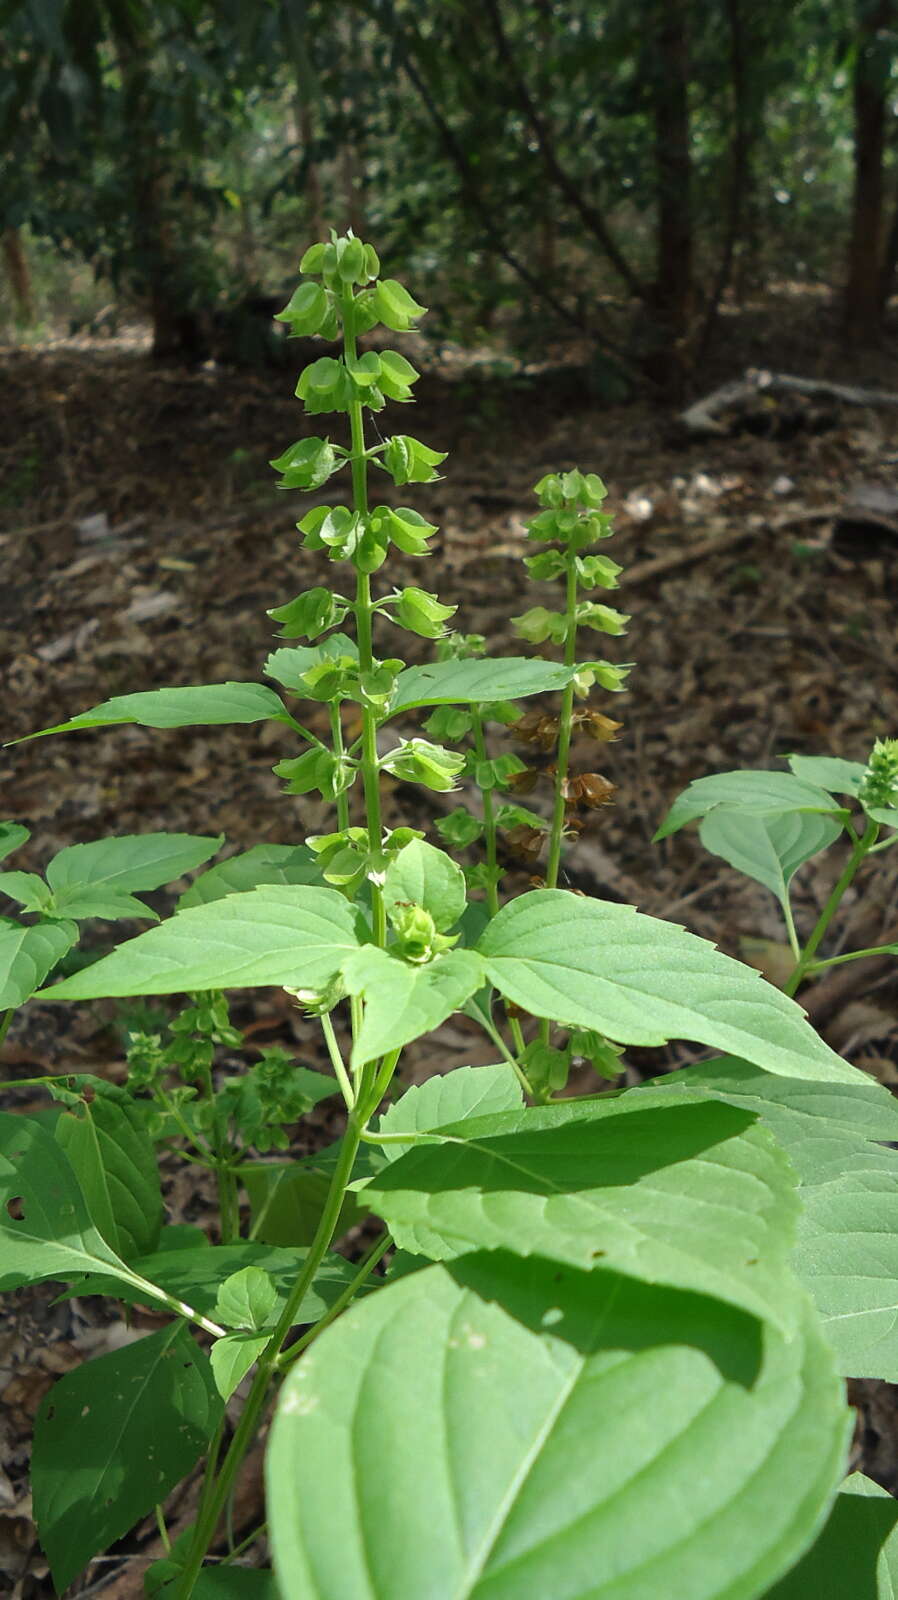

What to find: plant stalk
left=784, top=819, right=879, bottom=997
left=544, top=560, right=579, bottom=892
left=175, top=1116, right=364, bottom=1596
left=471, top=711, right=500, bottom=918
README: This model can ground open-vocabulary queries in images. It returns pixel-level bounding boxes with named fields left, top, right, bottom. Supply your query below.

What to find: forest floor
left=2, top=288, right=898, bottom=1594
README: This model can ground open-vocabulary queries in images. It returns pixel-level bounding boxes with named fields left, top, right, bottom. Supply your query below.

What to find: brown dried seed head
left=568, top=773, right=616, bottom=808
left=572, top=710, right=624, bottom=742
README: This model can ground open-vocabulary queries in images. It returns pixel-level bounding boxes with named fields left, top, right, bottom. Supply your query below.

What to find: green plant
left=4, top=232, right=898, bottom=1598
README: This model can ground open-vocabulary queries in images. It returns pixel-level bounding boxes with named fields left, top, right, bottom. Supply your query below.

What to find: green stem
left=154, top=1503, right=171, bottom=1555
left=217, top=1165, right=240, bottom=1244
left=804, top=943, right=898, bottom=973
left=343, top=290, right=386, bottom=950
left=320, top=1010, right=355, bottom=1109
left=0, top=1008, right=13, bottom=1050
left=471, top=712, right=500, bottom=918
left=175, top=1117, right=364, bottom=1597
left=782, top=897, right=802, bottom=964
left=357, top=1046, right=403, bottom=1124
left=217, top=1522, right=267, bottom=1566
left=330, top=701, right=351, bottom=834
left=784, top=819, right=880, bottom=997
left=545, top=560, right=579, bottom=892
left=276, top=1230, right=391, bottom=1372
left=477, top=1008, right=536, bottom=1099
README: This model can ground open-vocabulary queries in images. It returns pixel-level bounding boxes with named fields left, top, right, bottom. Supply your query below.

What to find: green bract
left=4, top=229, right=891, bottom=1598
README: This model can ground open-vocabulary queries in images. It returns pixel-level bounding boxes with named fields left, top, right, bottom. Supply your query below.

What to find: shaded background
left=2, top=1, right=898, bottom=1593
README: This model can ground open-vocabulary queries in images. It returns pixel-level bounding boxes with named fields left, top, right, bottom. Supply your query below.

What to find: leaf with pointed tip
left=19, top=683, right=289, bottom=740
left=698, top=809, right=842, bottom=909
left=46, top=835, right=223, bottom=914
left=35, top=885, right=361, bottom=1000
left=655, top=769, right=849, bottom=841
left=382, top=839, right=466, bottom=931
left=268, top=1255, right=849, bottom=1600
left=389, top=658, right=575, bottom=715
left=786, top=755, right=866, bottom=796
left=477, top=889, right=858, bottom=1082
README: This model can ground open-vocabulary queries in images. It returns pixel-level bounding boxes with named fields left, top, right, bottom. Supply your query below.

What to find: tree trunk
left=645, top=0, right=693, bottom=392
left=2, top=227, right=33, bottom=322
left=844, top=0, right=894, bottom=342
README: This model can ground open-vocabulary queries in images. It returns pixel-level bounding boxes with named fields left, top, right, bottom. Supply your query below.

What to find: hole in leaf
left=6, top=1197, right=25, bottom=1222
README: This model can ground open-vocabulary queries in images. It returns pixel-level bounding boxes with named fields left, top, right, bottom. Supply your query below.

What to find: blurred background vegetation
left=1, top=0, right=895, bottom=393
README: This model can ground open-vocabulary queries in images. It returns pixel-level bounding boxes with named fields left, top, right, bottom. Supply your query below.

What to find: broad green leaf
left=214, top=1266, right=279, bottom=1330
left=360, top=1091, right=801, bottom=1329
left=178, top=844, right=322, bottom=908
left=0, top=870, right=50, bottom=911
left=36, top=885, right=361, bottom=1000
left=0, top=1112, right=140, bottom=1292
left=477, top=889, right=858, bottom=1083
left=787, top=755, right=865, bottom=796
left=768, top=1473, right=898, bottom=1599
left=383, top=839, right=466, bottom=931
left=664, top=1059, right=898, bottom=1379
left=46, top=834, right=222, bottom=912
left=662, top=1057, right=898, bottom=1183
left=210, top=1331, right=269, bottom=1401
left=0, top=822, right=29, bottom=863
left=243, top=1165, right=365, bottom=1246
left=55, top=1088, right=163, bottom=1260
left=69, top=1242, right=367, bottom=1324
left=698, top=810, right=842, bottom=909
left=21, top=683, right=289, bottom=740
left=376, top=1063, right=523, bottom=1161
left=342, top=946, right=485, bottom=1068
left=868, top=806, right=898, bottom=830
left=389, top=657, right=575, bottom=714
left=654, top=769, right=848, bottom=841
left=33, top=1323, right=222, bottom=1593
left=268, top=1256, right=849, bottom=1600
left=792, top=1170, right=898, bottom=1380
left=0, top=920, right=76, bottom=1008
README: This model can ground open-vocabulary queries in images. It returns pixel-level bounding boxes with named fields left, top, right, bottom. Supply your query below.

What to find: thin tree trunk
left=696, top=0, right=752, bottom=368
left=2, top=227, right=33, bottom=322
left=651, top=0, right=692, bottom=347
left=844, top=0, right=894, bottom=342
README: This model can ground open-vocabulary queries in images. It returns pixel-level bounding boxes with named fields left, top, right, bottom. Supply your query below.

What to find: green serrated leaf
left=19, top=684, right=288, bottom=741
left=214, top=1265, right=279, bottom=1330
left=477, top=889, right=858, bottom=1083
left=389, top=658, right=576, bottom=715
left=786, top=755, right=866, bottom=796
left=210, top=1331, right=268, bottom=1401
left=342, top=947, right=485, bottom=1068
left=35, top=885, right=361, bottom=1001
left=359, top=1090, right=801, bottom=1329
left=268, top=1256, right=849, bottom=1600
left=375, top=1064, right=523, bottom=1161
left=33, top=1323, right=222, bottom=1593
left=178, top=845, right=323, bottom=909
left=243, top=1166, right=364, bottom=1247
left=46, top=834, right=222, bottom=907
